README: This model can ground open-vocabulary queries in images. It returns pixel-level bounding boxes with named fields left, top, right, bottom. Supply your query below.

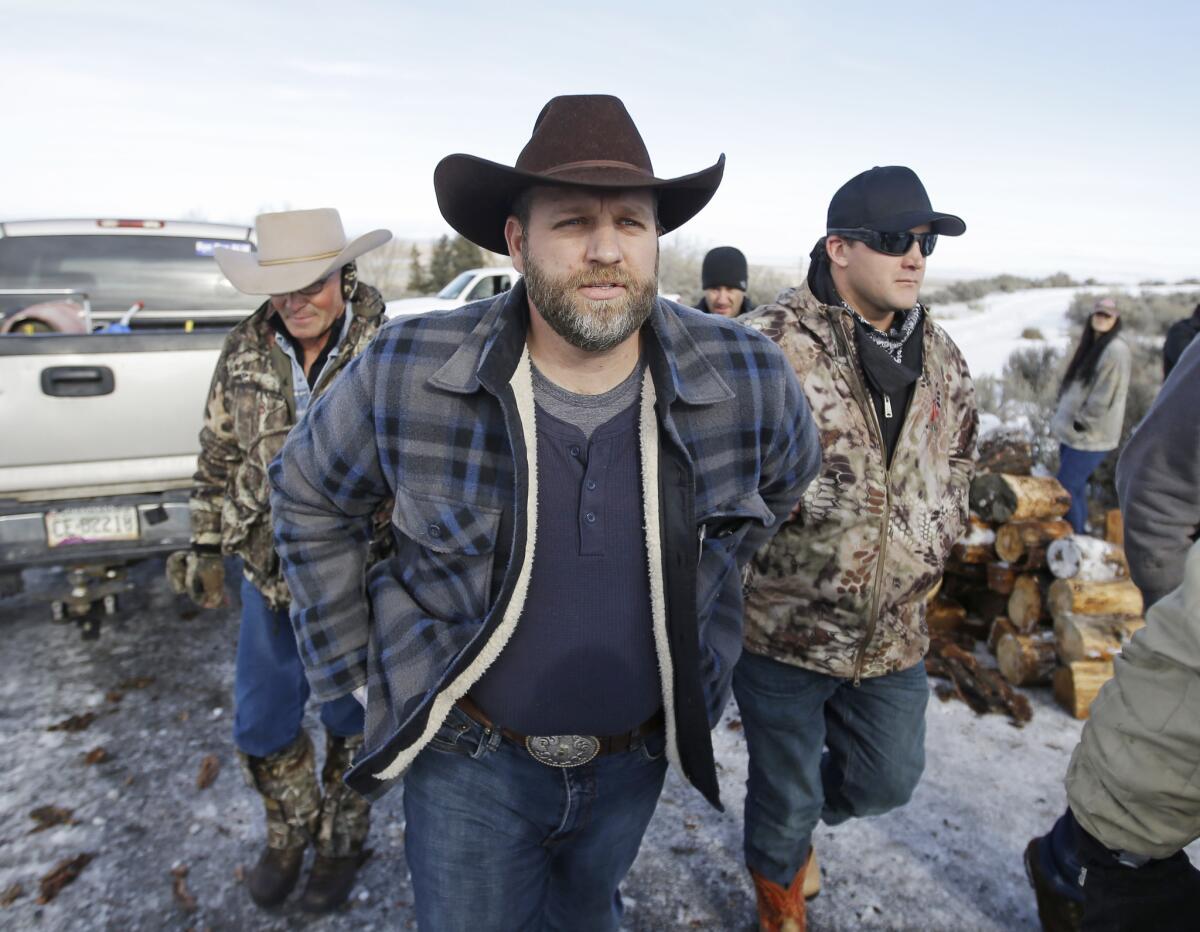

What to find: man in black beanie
left=696, top=245, right=755, bottom=318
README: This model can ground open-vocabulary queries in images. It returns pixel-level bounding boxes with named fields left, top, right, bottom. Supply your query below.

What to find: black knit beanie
left=701, top=246, right=749, bottom=291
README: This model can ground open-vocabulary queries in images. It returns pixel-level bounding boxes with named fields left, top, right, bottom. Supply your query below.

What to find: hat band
left=258, top=247, right=344, bottom=267
left=539, top=159, right=653, bottom=178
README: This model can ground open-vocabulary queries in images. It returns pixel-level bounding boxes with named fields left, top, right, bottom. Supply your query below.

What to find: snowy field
left=933, top=283, right=1188, bottom=378
left=5, top=560, right=1196, bottom=931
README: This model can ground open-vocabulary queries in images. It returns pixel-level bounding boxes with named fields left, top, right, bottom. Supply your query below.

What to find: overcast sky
left=4, top=0, right=1197, bottom=282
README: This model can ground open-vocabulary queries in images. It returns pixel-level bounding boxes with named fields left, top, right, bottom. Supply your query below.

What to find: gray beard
left=522, top=248, right=658, bottom=353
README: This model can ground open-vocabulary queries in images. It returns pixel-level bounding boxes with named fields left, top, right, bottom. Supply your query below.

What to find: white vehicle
left=385, top=267, right=519, bottom=318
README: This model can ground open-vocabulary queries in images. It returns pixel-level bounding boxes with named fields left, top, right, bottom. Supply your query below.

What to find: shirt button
left=586, top=480, right=597, bottom=491
left=428, top=524, right=442, bottom=538
left=569, top=445, right=581, bottom=458
left=585, top=512, right=596, bottom=524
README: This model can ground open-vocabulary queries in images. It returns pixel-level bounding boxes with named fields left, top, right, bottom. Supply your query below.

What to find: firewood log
left=1105, top=509, right=1124, bottom=547
left=1048, top=579, right=1144, bottom=619
left=943, top=560, right=989, bottom=585
left=927, top=637, right=1033, bottom=725
left=951, top=514, right=997, bottom=564
left=976, top=431, right=1034, bottom=476
left=1046, top=537, right=1129, bottom=582
left=1008, top=574, right=1051, bottom=632
left=969, top=474, right=1071, bottom=524
left=1053, top=661, right=1113, bottom=719
left=1053, top=612, right=1145, bottom=664
left=994, top=520, right=1073, bottom=568
left=927, top=596, right=967, bottom=634
left=956, top=588, right=1010, bottom=625
left=987, top=563, right=1018, bottom=595
left=997, top=632, right=1057, bottom=686
left=987, top=616, right=1019, bottom=654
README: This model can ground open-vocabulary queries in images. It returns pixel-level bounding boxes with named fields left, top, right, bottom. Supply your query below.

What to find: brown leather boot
left=300, top=732, right=372, bottom=913
left=239, top=732, right=321, bottom=908
left=751, top=856, right=811, bottom=932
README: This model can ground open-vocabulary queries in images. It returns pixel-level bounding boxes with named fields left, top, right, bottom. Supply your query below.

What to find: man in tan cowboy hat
left=269, top=95, right=820, bottom=930
left=166, top=207, right=390, bottom=913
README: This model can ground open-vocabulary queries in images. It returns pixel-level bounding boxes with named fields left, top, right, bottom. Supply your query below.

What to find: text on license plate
left=45, top=506, right=140, bottom=548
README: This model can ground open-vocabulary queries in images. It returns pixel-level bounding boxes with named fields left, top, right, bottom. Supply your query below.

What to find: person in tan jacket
left=736, top=166, right=977, bottom=932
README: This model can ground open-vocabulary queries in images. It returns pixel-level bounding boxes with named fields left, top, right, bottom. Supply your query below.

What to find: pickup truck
left=0, top=218, right=256, bottom=631
left=0, top=218, right=255, bottom=332
left=385, top=266, right=519, bottom=317
left=0, top=330, right=223, bottom=630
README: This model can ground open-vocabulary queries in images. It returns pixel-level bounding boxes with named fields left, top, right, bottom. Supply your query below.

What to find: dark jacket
left=1116, top=337, right=1200, bottom=606
left=1163, top=307, right=1200, bottom=378
left=270, top=282, right=820, bottom=807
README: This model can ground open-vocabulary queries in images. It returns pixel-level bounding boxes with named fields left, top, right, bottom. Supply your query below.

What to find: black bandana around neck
left=843, top=301, right=924, bottom=366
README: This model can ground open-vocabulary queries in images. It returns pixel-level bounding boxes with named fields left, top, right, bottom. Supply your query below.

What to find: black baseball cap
left=827, top=166, right=965, bottom=236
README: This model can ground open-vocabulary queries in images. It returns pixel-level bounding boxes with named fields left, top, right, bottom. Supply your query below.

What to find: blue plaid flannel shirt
left=270, top=281, right=819, bottom=805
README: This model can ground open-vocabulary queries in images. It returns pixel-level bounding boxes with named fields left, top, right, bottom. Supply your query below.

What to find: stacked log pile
left=928, top=430, right=1144, bottom=721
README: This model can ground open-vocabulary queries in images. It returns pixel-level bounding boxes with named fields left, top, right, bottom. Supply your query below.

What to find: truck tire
left=0, top=569, right=24, bottom=599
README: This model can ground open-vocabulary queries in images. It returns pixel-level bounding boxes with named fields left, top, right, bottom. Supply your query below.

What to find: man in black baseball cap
left=735, top=167, right=977, bottom=930
left=696, top=245, right=755, bottom=319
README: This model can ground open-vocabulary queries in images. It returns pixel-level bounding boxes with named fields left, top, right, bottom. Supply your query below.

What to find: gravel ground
left=2, top=557, right=1180, bottom=931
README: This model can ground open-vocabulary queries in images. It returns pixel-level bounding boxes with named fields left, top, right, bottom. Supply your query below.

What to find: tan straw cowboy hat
left=215, top=208, right=391, bottom=295
left=434, top=94, right=725, bottom=255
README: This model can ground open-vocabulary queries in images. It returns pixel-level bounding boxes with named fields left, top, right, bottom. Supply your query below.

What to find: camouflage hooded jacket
left=190, top=284, right=385, bottom=608
left=740, top=282, right=978, bottom=680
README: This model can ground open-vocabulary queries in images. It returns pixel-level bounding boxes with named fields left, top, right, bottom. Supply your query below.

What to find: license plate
left=45, top=506, right=140, bottom=548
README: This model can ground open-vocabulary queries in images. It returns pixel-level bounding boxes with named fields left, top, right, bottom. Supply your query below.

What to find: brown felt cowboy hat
left=434, top=94, right=725, bottom=255
left=215, top=208, right=392, bottom=296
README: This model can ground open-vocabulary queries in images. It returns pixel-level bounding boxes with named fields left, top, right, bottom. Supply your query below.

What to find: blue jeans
left=733, top=650, right=929, bottom=886
left=402, top=703, right=668, bottom=932
left=232, top=576, right=364, bottom=757
left=1056, top=443, right=1110, bottom=534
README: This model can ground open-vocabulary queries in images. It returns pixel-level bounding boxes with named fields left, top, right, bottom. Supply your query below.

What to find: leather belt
left=456, top=695, right=664, bottom=768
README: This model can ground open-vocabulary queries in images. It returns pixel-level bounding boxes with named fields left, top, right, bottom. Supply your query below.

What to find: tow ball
left=50, top=565, right=132, bottom=640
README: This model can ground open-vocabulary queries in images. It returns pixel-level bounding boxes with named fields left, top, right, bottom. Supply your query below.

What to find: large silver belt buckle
left=525, top=734, right=600, bottom=768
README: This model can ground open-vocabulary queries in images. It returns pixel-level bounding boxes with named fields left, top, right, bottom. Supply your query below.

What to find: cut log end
left=1054, top=661, right=1114, bottom=719
left=997, top=632, right=1056, bottom=686
left=969, top=474, right=1071, bottom=524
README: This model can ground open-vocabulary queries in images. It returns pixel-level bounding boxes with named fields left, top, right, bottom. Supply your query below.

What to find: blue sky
left=4, top=0, right=1197, bottom=281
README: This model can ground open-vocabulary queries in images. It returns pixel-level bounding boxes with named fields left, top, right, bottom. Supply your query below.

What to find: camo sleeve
left=946, top=339, right=979, bottom=534
left=191, top=344, right=240, bottom=549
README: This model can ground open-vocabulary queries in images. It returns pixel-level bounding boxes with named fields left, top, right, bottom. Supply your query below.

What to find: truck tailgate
left=0, top=332, right=225, bottom=496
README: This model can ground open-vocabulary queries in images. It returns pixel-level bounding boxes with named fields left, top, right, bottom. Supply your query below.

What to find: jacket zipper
left=830, top=315, right=893, bottom=686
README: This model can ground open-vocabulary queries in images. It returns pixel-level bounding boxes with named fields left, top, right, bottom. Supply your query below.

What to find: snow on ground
left=933, top=287, right=1080, bottom=379
left=5, top=560, right=1195, bottom=931
left=933, top=284, right=1191, bottom=379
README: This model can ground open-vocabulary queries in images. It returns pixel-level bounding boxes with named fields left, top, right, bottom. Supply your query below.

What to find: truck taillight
left=97, top=219, right=165, bottom=229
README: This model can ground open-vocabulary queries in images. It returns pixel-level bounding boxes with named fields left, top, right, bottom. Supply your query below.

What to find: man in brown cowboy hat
left=167, top=207, right=391, bottom=913
left=269, top=95, right=820, bottom=930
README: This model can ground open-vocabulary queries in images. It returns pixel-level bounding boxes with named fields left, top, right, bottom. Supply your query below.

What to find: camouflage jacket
left=191, top=285, right=385, bottom=608
left=740, top=283, right=978, bottom=680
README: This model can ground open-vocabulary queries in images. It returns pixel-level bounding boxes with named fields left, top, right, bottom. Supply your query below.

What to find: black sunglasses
left=828, top=228, right=938, bottom=257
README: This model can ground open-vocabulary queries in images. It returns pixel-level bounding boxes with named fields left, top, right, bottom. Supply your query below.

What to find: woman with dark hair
left=1050, top=297, right=1132, bottom=533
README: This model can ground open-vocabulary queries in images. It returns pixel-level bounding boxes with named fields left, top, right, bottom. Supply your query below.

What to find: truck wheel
left=0, top=570, right=23, bottom=599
